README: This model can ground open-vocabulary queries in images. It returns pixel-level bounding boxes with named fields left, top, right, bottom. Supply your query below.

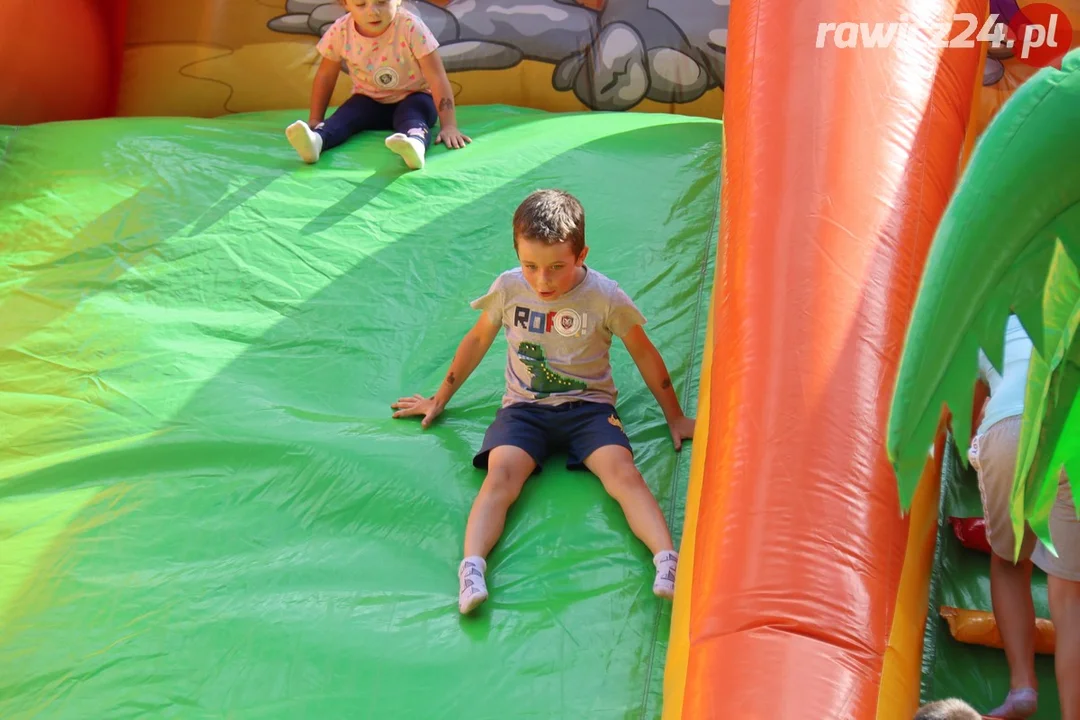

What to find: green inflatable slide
left=0, top=107, right=720, bottom=717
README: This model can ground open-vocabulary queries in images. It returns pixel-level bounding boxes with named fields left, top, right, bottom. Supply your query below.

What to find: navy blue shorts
left=472, top=401, right=633, bottom=472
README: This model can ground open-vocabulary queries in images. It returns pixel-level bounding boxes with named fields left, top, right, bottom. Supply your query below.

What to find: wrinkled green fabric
left=887, top=48, right=1080, bottom=548
left=0, top=106, right=721, bottom=718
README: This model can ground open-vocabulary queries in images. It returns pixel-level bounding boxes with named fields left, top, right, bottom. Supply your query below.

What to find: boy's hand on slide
left=436, top=126, right=471, bottom=149
left=391, top=394, right=446, bottom=428
left=667, top=415, right=696, bottom=451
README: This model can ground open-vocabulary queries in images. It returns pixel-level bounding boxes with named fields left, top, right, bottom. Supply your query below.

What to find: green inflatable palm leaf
left=1012, top=240, right=1080, bottom=551
left=886, top=49, right=1080, bottom=550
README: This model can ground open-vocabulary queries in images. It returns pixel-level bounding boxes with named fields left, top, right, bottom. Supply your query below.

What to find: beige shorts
left=970, top=414, right=1080, bottom=581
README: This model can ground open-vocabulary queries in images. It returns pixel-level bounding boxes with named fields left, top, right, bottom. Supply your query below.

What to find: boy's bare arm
left=308, top=58, right=340, bottom=127
left=392, top=313, right=501, bottom=427
left=621, top=324, right=696, bottom=449
left=432, top=314, right=501, bottom=406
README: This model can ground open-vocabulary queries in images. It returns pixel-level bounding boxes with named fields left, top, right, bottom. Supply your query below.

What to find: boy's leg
left=564, top=403, right=678, bottom=598
left=459, top=449, right=537, bottom=615
left=581, top=445, right=675, bottom=553
left=461, top=406, right=547, bottom=614
left=385, top=92, right=438, bottom=169
left=464, top=445, right=536, bottom=559
left=286, top=94, right=389, bottom=162
left=582, top=445, right=679, bottom=598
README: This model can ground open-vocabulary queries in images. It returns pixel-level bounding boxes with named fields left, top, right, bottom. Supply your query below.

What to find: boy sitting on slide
left=391, top=189, right=694, bottom=614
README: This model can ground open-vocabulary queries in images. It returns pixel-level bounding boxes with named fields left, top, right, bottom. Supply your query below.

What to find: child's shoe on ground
left=385, top=132, right=426, bottom=170
left=652, top=550, right=678, bottom=599
left=458, top=556, right=488, bottom=614
left=286, top=120, right=322, bottom=163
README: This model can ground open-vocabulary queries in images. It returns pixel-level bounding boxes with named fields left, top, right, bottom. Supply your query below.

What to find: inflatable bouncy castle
left=1, top=1, right=1078, bottom=717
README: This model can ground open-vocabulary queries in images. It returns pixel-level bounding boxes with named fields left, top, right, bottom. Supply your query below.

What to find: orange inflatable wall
left=0, top=0, right=127, bottom=125
left=663, top=0, right=986, bottom=717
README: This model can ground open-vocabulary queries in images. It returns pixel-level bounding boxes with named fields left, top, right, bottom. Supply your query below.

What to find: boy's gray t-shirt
left=471, top=267, right=646, bottom=408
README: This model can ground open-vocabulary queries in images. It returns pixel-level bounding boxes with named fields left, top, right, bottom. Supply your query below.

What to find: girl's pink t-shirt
left=316, top=10, right=440, bottom=104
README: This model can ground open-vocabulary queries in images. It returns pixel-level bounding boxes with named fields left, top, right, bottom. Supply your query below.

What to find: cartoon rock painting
left=267, top=0, right=728, bottom=111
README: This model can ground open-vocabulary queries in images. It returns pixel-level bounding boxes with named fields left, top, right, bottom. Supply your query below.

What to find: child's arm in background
left=391, top=313, right=500, bottom=427
left=308, top=58, right=340, bottom=127
left=417, top=51, right=471, bottom=149
left=621, top=325, right=696, bottom=450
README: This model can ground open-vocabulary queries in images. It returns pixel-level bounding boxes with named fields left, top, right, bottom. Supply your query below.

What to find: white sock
left=458, top=556, right=488, bottom=614
left=385, top=132, right=426, bottom=170
left=286, top=120, right=323, bottom=163
left=652, top=550, right=678, bottom=599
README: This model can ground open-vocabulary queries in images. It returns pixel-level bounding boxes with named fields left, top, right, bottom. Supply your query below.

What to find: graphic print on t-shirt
left=513, top=306, right=589, bottom=338
left=470, top=266, right=647, bottom=408
left=515, top=341, right=587, bottom=398
left=373, top=66, right=399, bottom=89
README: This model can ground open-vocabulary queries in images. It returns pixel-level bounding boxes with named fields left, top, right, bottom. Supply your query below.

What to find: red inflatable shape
left=951, top=516, right=992, bottom=555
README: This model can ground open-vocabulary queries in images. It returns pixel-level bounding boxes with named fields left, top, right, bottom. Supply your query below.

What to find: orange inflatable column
left=679, top=0, right=983, bottom=717
left=0, top=0, right=119, bottom=124
left=99, top=0, right=130, bottom=118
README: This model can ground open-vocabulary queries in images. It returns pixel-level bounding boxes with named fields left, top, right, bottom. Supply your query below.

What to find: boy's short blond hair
left=512, top=189, right=586, bottom=256
left=913, top=699, right=980, bottom=720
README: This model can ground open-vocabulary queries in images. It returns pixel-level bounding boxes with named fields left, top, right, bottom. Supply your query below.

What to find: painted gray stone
left=553, top=52, right=585, bottom=92
left=574, top=23, right=649, bottom=111
left=440, top=41, right=524, bottom=72
left=646, top=48, right=707, bottom=102
left=286, top=0, right=327, bottom=13
left=310, top=3, right=346, bottom=33
left=984, top=57, right=1006, bottom=86
left=648, top=0, right=727, bottom=87
left=449, top=0, right=597, bottom=62
left=601, top=0, right=687, bottom=51
left=403, top=0, right=459, bottom=43
left=267, top=13, right=314, bottom=34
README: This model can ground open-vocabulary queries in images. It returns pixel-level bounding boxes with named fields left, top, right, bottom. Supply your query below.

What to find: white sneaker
left=385, top=132, right=426, bottom=170
left=652, top=550, right=678, bottom=599
left=286, top=120, right=323, bottom=163
left=458, top=556, right=488, bottom=614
